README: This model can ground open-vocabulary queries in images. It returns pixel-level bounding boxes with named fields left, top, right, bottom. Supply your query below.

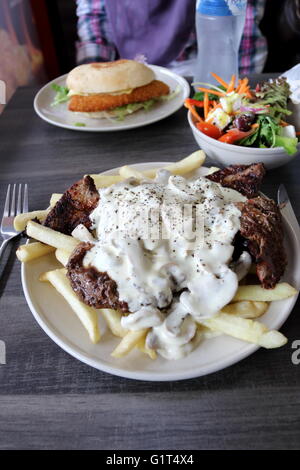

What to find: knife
left=277, top=184, right=300, bottom=241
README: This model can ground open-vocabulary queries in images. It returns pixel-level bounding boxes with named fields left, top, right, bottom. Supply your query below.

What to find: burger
left=61, top=59, right=170, bottom=120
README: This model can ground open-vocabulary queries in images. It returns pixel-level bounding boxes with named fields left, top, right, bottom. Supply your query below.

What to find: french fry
left=111, top=329, right=148, bottom=358
left=136, top=338, right=157, bottom=360
left=100, top=309, right=128, bottom=338
left=27, top=221, right=79, bottom=252
left=14, top=210, right=49, bottom=232
left=199, top=325, right=222, bottom=339
left=55, top=248, right=71, bottom=267
left=119, top=165, right=147, bottom=181
left=143, top=150, right=206, bottom=178
left=100, top=309, right=156, bottom=358
left=40, top=268, right=100, bottom=343
left=50, top=193, right=62, bottom=207
left=221, top=301, right=269, bottom=319
left=258, top=330, right=289, bottom=349
left=117, top=150, right=206, bottom=181
left=16, top=242, right=55, bottom=262
left=233, top=283, right=298, bottom=302
left=89, top=151, right=206, bottom=192
left=201, top=313, right=287, bottom=348
left=89, top=174, right=124, bottom=188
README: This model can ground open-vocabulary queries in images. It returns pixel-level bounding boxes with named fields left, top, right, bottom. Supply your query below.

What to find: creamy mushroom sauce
left=83, top=170, right=248, bottom=359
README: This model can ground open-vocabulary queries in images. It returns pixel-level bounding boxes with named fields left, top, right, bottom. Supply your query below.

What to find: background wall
left=1, top=0, right=299, bottom=114
left=0, top=0, right=46, bottom=114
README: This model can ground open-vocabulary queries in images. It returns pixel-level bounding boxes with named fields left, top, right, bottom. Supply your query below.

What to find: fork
left=0, top=184, right=28, bottom=260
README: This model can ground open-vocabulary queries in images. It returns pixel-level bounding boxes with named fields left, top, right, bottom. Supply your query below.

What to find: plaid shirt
left=76, top=0, right=267, bottom=74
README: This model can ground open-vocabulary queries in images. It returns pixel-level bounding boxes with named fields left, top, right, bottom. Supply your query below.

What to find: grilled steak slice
left=44, top=176, right=99, bottom=235
left=238, top=196, right=287, bottom=288
left=67, top=242, right=129, bottom=312
left=207, top=163, right=266, bottom=198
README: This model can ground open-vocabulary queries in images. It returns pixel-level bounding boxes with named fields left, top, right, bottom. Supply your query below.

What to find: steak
left=44, top=175, right=99, bottom=234
left=238, top=196, right=287, bottom=288
left=207, top=163, right=266, bottom=198
left=66, top=242, right=129, bottom=312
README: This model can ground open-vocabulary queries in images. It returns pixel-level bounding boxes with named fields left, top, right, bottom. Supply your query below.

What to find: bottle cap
left=196, top=0, right=247, bottom=16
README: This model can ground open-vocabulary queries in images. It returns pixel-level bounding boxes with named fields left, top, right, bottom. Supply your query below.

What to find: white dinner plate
left=33, top=65, right=190, bottom=132
left=21, top=162, right=300, bottom=381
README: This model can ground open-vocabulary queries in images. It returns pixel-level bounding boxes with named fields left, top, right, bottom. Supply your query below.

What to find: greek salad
left=185, top=73, right=299, bottom=155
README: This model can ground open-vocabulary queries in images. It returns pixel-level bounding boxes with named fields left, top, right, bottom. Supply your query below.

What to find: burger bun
left=66, top=60, right=155, bottom=94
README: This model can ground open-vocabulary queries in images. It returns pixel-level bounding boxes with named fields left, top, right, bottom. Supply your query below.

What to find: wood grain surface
left=0, top=84, right=299, bottom=450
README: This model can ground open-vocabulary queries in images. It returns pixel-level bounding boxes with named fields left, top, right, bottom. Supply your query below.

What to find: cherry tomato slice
left=196, top=121, right=222, bottom=139
left=218, top=129, right=254, bottom=144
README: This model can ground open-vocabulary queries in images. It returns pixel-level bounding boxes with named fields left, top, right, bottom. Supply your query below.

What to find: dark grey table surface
left=0, top=80, right=300, bottom=450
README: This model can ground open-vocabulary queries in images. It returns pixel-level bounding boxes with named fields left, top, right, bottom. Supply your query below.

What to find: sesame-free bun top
left=66, top=60, right=155, bottom=94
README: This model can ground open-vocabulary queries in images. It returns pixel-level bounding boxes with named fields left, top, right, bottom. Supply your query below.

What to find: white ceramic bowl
left=187, top=110, right=300, bottom=169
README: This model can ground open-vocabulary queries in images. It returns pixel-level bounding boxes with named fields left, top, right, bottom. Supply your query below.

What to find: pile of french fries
left=15, top=150, right=298, bottom=359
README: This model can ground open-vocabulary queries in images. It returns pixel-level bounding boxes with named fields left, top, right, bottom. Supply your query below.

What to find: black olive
left=233, top=113, right=255, bottom=132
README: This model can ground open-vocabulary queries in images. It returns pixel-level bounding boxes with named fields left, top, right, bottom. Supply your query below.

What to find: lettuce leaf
left=113, top=99, right=156, bottom=120
left=193, top=91, right=219, bottom=102
left=274, top=135, right=298, bottom=155
left=238, top=115, right=279, bottom=148
left=51, top=84, right=70, bottom=106
left=254, top=78, right=292, bottom=122
left=237, top=115, right=298, bottom=155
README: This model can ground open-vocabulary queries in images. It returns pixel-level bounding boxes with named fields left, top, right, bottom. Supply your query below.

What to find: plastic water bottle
left=194, top=0, right=247, bottom=86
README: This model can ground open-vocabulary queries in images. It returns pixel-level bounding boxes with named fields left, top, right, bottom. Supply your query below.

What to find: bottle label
left=197, top=0, right=247, bottom=16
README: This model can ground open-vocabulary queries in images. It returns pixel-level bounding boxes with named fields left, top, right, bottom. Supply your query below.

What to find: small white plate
left=33, top=65, right=190, bottom=132
left=21, top=163, right=300, bottom=381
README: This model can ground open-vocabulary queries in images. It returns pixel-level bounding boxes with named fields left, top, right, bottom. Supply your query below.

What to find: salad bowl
left=188, top=110, right=300, bottom=170
left=186, top=74, right=300, bottom=170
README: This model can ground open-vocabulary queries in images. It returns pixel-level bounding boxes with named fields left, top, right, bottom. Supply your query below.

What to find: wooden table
left=0, top=84, right=300, bottom=450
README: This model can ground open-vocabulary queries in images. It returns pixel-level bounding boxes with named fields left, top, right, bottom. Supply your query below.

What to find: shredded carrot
left=185, top=98, right=215, bottom=107
left=280, top=120, right=289, bottom=127
left=236, top=78, right=245, bottom=94
left=251, top=123, right=259, bottom=129
left=239, top=78, right=251, bottom=95
left=184, top=101, right=202, bottom=122
left=210, top=72, right=229, bottom=89
left=227, top=75, right=236, bottom=93
left=204, top=92, right=209, bottom=119
left=236, top=79, right=243, bottom=93
left=238, top=81, right=247, bottom=94
left=296, top=131, right=300, bottom=135
left=197, top=87, right=226, bottom=97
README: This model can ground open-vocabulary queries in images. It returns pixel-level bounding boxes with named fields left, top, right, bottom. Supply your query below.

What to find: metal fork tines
left=1, top=184, right=28, bottom=259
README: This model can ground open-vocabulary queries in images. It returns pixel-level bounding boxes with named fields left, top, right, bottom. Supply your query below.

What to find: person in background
left=75, top=0, right=267, bottom=76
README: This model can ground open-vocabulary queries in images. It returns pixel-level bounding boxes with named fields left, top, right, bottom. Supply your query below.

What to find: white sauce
left=83, top=172, right=247, bottom=359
